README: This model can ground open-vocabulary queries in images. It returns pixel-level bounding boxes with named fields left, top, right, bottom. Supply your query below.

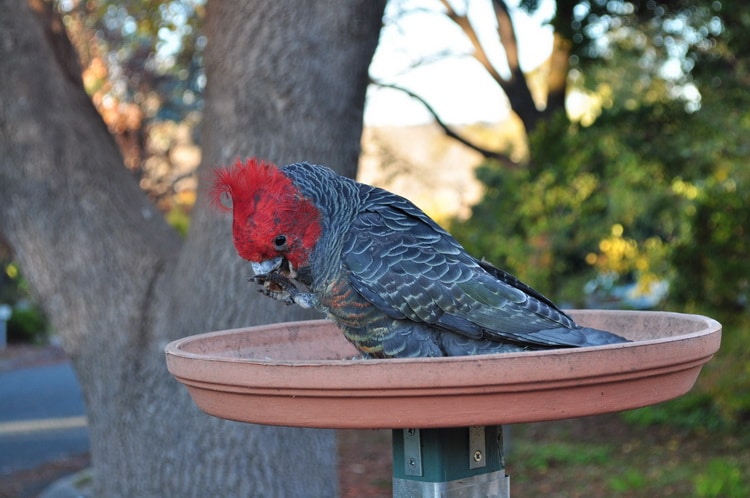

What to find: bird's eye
left=273, top=235, right=288, bottom=250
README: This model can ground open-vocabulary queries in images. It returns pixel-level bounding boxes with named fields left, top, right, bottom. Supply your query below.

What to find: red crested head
left=211, top=158, right=322, bottom=270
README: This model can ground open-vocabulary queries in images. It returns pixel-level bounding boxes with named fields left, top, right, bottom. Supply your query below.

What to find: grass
left=339, top=412, right=750, bottom=497
left=693, top=458, right=749, bottom=498
left=508, top=414, right=750, bottom=497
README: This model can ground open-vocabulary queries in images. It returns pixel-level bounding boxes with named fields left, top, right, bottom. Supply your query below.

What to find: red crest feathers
left=210, top=158, right=288, bottom=212
left=210, top=157, right=322, bottom=267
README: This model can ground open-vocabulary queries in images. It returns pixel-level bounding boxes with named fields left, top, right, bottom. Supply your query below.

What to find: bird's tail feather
left=530, top=326, right=630, bottom=347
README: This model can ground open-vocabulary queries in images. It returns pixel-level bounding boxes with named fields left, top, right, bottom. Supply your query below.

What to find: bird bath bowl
left=165, top=310, right=719, bottom=429
left=165, top=310, right=720, bottom=497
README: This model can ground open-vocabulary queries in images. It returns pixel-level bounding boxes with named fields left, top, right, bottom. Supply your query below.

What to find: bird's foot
left=250, top=272, right=297, bottom=305
left=250, top=272, right=318, bottom=309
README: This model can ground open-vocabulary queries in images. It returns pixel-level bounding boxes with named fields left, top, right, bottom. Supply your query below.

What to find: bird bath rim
left=165, top=310, right=721, bottom=429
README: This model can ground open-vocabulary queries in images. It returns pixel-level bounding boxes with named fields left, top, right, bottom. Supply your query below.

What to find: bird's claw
left=251, top=272, right=297, bottom=305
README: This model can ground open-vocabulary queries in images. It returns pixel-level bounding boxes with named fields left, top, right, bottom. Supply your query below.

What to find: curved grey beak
left=251, top=257, right=283, bottom=275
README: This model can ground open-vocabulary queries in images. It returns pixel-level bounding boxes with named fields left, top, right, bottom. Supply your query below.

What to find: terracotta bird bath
left=165, top=310, right=721, bottom=497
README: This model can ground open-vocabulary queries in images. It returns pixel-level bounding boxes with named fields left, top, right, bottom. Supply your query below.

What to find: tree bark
left=544, top=32, right=571, bottom=119
left=491, top=0, right=542, bottom=135
left=0, top=0, right=384, bottom=495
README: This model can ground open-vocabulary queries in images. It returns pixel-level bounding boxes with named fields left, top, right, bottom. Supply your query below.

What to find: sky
left=364, top=0, right=556, bottom=126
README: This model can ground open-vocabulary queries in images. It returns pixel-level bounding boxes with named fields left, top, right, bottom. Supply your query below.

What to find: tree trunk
left=543, top=33, right=571, bottom=119
left=0, top=0, right=384, bottom=495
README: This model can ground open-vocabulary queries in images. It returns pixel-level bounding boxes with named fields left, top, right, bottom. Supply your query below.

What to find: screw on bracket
left=403, top=428, right=423, bottom=477
left=469, top=426, right=487, bottom=469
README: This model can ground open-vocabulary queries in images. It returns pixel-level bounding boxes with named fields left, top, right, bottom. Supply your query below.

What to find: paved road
left=0, top=362, right=89, bottom=474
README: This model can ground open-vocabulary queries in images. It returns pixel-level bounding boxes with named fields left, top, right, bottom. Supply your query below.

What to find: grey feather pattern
left=283, top=162, right=628, bottom=357
left=344, top=184, right=624, bottom=348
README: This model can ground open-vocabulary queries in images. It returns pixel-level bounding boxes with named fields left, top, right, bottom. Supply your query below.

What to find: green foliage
left=511, top=415, right=750, bottom=496
left=0, top=261, right=22, bottom=303
left=166, top=205, right=191, bottom=237
left=451, top=104, right=687, bottom=306
left=452, top=19, right=750, bottom=428
left=694, top=458, right=749, bottom=498
left=608, top=469, right=648, bottom=494
left=665, top=83, right=750, bottom=313
left=516, top=440, right=613, bottom=472
left=696, top=310, right=750, bottom=425
left=1, top=260, right=50, bottom=343
left=624, top=308, right=750, bottom=427
left=7, top=305, right=49, bottom=344
left=621, top=393, right=727, bottom=433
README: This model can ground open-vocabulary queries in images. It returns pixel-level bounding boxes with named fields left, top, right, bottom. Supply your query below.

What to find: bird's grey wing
left=342, top=187, right=607, bottom=348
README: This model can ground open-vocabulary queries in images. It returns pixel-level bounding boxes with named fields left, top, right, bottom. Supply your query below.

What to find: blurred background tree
left=1, top=0, right=384, bottom=495
left=363, top=0, right=749, bottom=431
left=60, top=0, right=205, bottom=209
left=441, top=0, right=749, bottom=427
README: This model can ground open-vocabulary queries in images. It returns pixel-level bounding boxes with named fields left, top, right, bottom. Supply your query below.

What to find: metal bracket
left=393, top=425, right=508, bottom=497
left=403, top=428, right=423, bottom=476
left=468, top=426, right=487, bottom=469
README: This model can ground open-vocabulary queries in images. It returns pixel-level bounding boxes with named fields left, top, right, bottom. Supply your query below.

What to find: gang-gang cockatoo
left=211, top=158, right=628, bottom=358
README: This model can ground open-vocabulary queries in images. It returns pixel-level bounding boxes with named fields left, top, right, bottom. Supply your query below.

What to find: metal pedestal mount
left=392, top=425, right=509, bottom=498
